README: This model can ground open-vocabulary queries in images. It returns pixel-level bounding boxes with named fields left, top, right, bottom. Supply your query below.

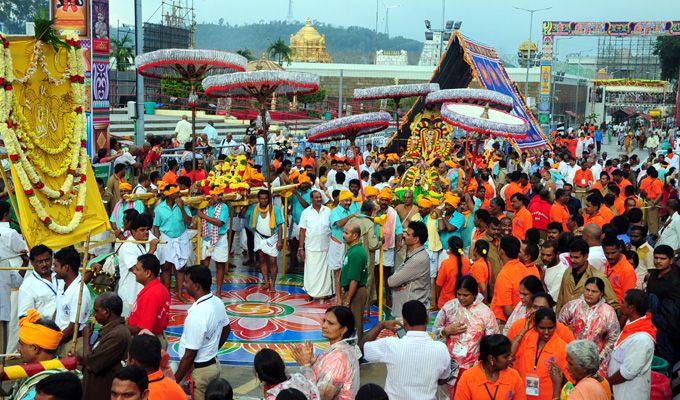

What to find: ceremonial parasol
left=438, top=89, right=529, bottom=187
left=135, top=49, right=248, bottom=169
left=426, top=88, right=515, bottom=112
left=202, top=70, right=319, bottom=182
left=353, top=83, right=440, bottom=145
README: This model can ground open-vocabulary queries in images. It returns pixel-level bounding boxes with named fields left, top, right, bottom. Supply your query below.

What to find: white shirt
left=363, top=331, right=451, bottom=400
left=588, top=246, right=607, bottom=273
left=0, top=222, right=27, bottom=321
left=657, top=212, right=680, bottom=250
left=564, top=164, right=579, bottom=185
left=133, top=184, right=147, bottom=195
left=175, top=119, right=192, bottom=145
left=299, top=205, right=331, bottom=251
left=178, top=293, right=230, bottom=362
left=220, top=139, right=239, bottom=156
left=591, top=163, right=603, bottom=180
left=202, top=124, right=219, bottom=146
left=113, top=151, right=137, bottom=167
left=344, top=168, right=359, bottom=182
left=55, top=274, right=92, bottom=331
left=543, top=262, right=568, bottom=300
left=608, top=321, right=655, bottom=400
left=116, top=237, right=149, bottom=317
left=17, top=271, right=61, bottom=319
left=326, top=169, right=338, bottom=187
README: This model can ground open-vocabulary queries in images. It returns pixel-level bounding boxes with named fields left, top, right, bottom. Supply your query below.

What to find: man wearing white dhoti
left=118, top=213, right=159, bottom=317
left=0, top=201, right=27, bottom=353
left=247, top=190, right=283, bottom=292
left=328, top=191, right=359, bottom=304
left=153, top=183, right=192, bottom=302
left=197, top=193, right=231, bottom=297
left=299, top=190, right=333, bottom=299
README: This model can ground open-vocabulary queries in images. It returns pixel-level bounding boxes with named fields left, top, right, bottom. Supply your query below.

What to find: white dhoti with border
left=383, top=247, right=396, bottom=267
left=327, top=238, right=345, bottom=271
left=159, top=231, right=190, bottom=269
left=426, top=248, right=443, bottom=278
left=303, top=250, right=334, bottom=298
left=201, top=234, right=229, bottom=263
left=289, top=222, right=301, bottom=240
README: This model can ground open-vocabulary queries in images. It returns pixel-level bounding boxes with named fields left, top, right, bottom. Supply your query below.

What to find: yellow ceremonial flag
left=8, top=38, right=110, bottom=249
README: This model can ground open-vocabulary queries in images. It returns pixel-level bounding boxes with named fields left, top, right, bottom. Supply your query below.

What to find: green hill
left=195, top=20, right=424, bottom=64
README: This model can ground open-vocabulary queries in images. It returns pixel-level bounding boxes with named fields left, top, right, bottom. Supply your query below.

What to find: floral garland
left=0, top=32, right=88, bottom=233
left=12, top=40, right=74, bottom=85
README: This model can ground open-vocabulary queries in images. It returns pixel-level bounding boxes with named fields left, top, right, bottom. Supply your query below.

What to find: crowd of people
left=0, top=116, right=678, bottom=400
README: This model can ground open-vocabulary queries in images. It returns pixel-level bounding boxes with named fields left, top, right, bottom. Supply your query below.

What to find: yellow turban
left=417, top=197, right=433, bottom=208
left=288, top=169, right=300, bottom=181
left=339, top=190, right=354, bottom=201
left=163, top=185, right=180, bottom=196
left=378, top=187, right=392, bottom=200
left=445, top=194, right=461, bottom=208
left=387, top=153, right=400, bottom=162
left=18, top=309, right=63, bottom=351
left=156, top=180, right=168, bottom=191
left=119, top=182, right=132, bottom=191
left=364, top=186, right=379, bottom=197
left=298, top=173, right=312, bottom=184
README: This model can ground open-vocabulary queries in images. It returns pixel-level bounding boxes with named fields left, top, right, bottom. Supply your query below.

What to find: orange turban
left=119, top=182, right=133, bottom=191
left=445, top=194, right=461, bottom=208
left=18, top=309, right=63, bottom=350
left=156, top=180, right=168, bottom=191
left=339, top=190, right=354, bottom=201
left=288, top=169, right=300, bottom=181
left=163, top=184, right=180, bottom=196
left=364, top=186, right=379, bottom=197
left=378, top=187, right=392, bottom=200
left=298, top=173, right=311, bottom=184
left=417, top=197, right=433, bottom=208
left=387, top=153, right=400, bottom=162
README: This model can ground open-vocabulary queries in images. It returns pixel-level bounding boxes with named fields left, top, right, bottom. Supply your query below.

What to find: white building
left=375, top=50, right=408, bottom=66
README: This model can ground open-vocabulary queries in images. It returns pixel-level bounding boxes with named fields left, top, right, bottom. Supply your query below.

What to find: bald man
left=341, top=222, right=368, bottom=340
left=582, top=224, right=607, bottom=273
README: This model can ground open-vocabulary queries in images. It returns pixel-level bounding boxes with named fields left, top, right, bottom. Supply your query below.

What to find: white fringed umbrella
left=135, top=49, right=248, bottom=169
left=426, top=88, right=515, bottom=112
left=202, top=70, right=319, bottom=182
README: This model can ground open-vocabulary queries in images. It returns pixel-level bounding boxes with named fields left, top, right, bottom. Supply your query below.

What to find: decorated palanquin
left=0, top=33, right=109, bottom=248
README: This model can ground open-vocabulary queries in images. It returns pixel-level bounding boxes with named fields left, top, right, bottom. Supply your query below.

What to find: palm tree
left=236, top=48, right=255, bottom=62
left=267, top=38, right=292, bottom=66
left=111, top=34, right=134, bottom=71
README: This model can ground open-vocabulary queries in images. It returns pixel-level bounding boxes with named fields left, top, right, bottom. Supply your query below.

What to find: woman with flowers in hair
left=153, top=182, right=192, bottom=301
left=10, top=309, right=78, bottom=400
left=435, top=236, right=470, bottom=309
left=433, top=276, right=499, bottom=397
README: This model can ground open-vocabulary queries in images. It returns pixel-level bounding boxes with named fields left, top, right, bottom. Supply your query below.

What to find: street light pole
left=514, top=6, right=551, bottom=104
left=440, top=0, right=445, bottom=57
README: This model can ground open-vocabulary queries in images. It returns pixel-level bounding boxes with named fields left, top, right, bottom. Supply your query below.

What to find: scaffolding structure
left=596, top=36, right=661, bottom=80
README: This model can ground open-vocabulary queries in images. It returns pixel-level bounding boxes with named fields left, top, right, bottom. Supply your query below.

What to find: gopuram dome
left=289, top=17, right=332, bottom=63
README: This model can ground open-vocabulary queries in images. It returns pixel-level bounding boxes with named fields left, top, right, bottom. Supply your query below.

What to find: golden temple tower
left=289, top=17, right=332, bottom=63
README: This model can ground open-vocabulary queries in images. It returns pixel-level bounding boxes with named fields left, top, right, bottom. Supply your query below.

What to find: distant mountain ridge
left=195, top=20, right=424, bottom=64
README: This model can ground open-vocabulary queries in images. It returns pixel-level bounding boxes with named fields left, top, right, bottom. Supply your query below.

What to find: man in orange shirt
left=582, top=193, right=608, bottom=227
left=127, top=334, right=186, bottom=400
left=161, top=159, right=179, bottom=185
left=301, top=147, right=315, bottom=169
left=549, top=189, right=571, bottom=231
left=611, top=169, right=632, bottom=194
left=573, top=163, right=595, bottom=194
left=602, top=237, right=637, bottom=319
left=504, top=171, right=522, bottom=212
left=639, top=166, right=664, bottom=235
left=510, top=193, right=533, bottom=241
left=609, top=185, right=626, bottom=215
left=589, top=171, right=610, bottom=196
left=490, top=236, right=540, bottom=321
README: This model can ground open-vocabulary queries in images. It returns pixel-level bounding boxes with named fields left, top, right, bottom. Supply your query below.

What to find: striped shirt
left=363, top=331, right=450, bottom=400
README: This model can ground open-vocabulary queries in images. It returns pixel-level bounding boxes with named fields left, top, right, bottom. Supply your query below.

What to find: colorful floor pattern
left=166, top=271, right=385, bottom=365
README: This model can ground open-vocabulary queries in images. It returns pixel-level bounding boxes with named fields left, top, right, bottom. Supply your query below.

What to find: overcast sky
left=110, top=0, right=679, bottom=57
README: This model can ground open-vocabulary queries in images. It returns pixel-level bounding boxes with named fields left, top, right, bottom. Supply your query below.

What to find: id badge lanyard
left=526, top=338, right=545, bottom=397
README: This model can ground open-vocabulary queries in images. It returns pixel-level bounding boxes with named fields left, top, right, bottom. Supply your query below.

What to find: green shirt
left=340, top=243, right=368, bottom=290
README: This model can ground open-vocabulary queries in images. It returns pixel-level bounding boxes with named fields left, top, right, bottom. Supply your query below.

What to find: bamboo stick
left=70, top=231, right=92, bottom=356
left=378, top=225, right=385, bottom=322
left=226, top=206, right=233, bottom=267
left=281, top=196, right=289, bottom=277
left=196, top=216, right=202, bottom=264
left=0, top=353, right=20, bottom=358
left=0, top=164, right=21, bottom=227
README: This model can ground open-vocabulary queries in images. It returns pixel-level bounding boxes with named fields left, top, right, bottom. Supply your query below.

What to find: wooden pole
left=195, top=216, right=202, bottom=264
left=226, top=206, right=233, bottom=267
left=70, top=231, right=92, bottom=355
left=377, top=225, right=385, bottom=321
left=0, top=166, right=20, bottom=226
left=281, top=195, right=289, bottom=277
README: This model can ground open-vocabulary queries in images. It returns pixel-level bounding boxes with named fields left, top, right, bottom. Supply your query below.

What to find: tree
left=653, top=36, right=680, bottom=81
left=161, top=78, right=191, bottom=99
left=218, top=18, right=224, bottom=26
left=298, top=88, right=326, bottom=105
left=0, top=0, right=42, bottom=34
left=267, top=38, right=292, bottom=65
left=236, top=48, right=255, bottom=61
left=111, top=33, right=134, bottom=71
